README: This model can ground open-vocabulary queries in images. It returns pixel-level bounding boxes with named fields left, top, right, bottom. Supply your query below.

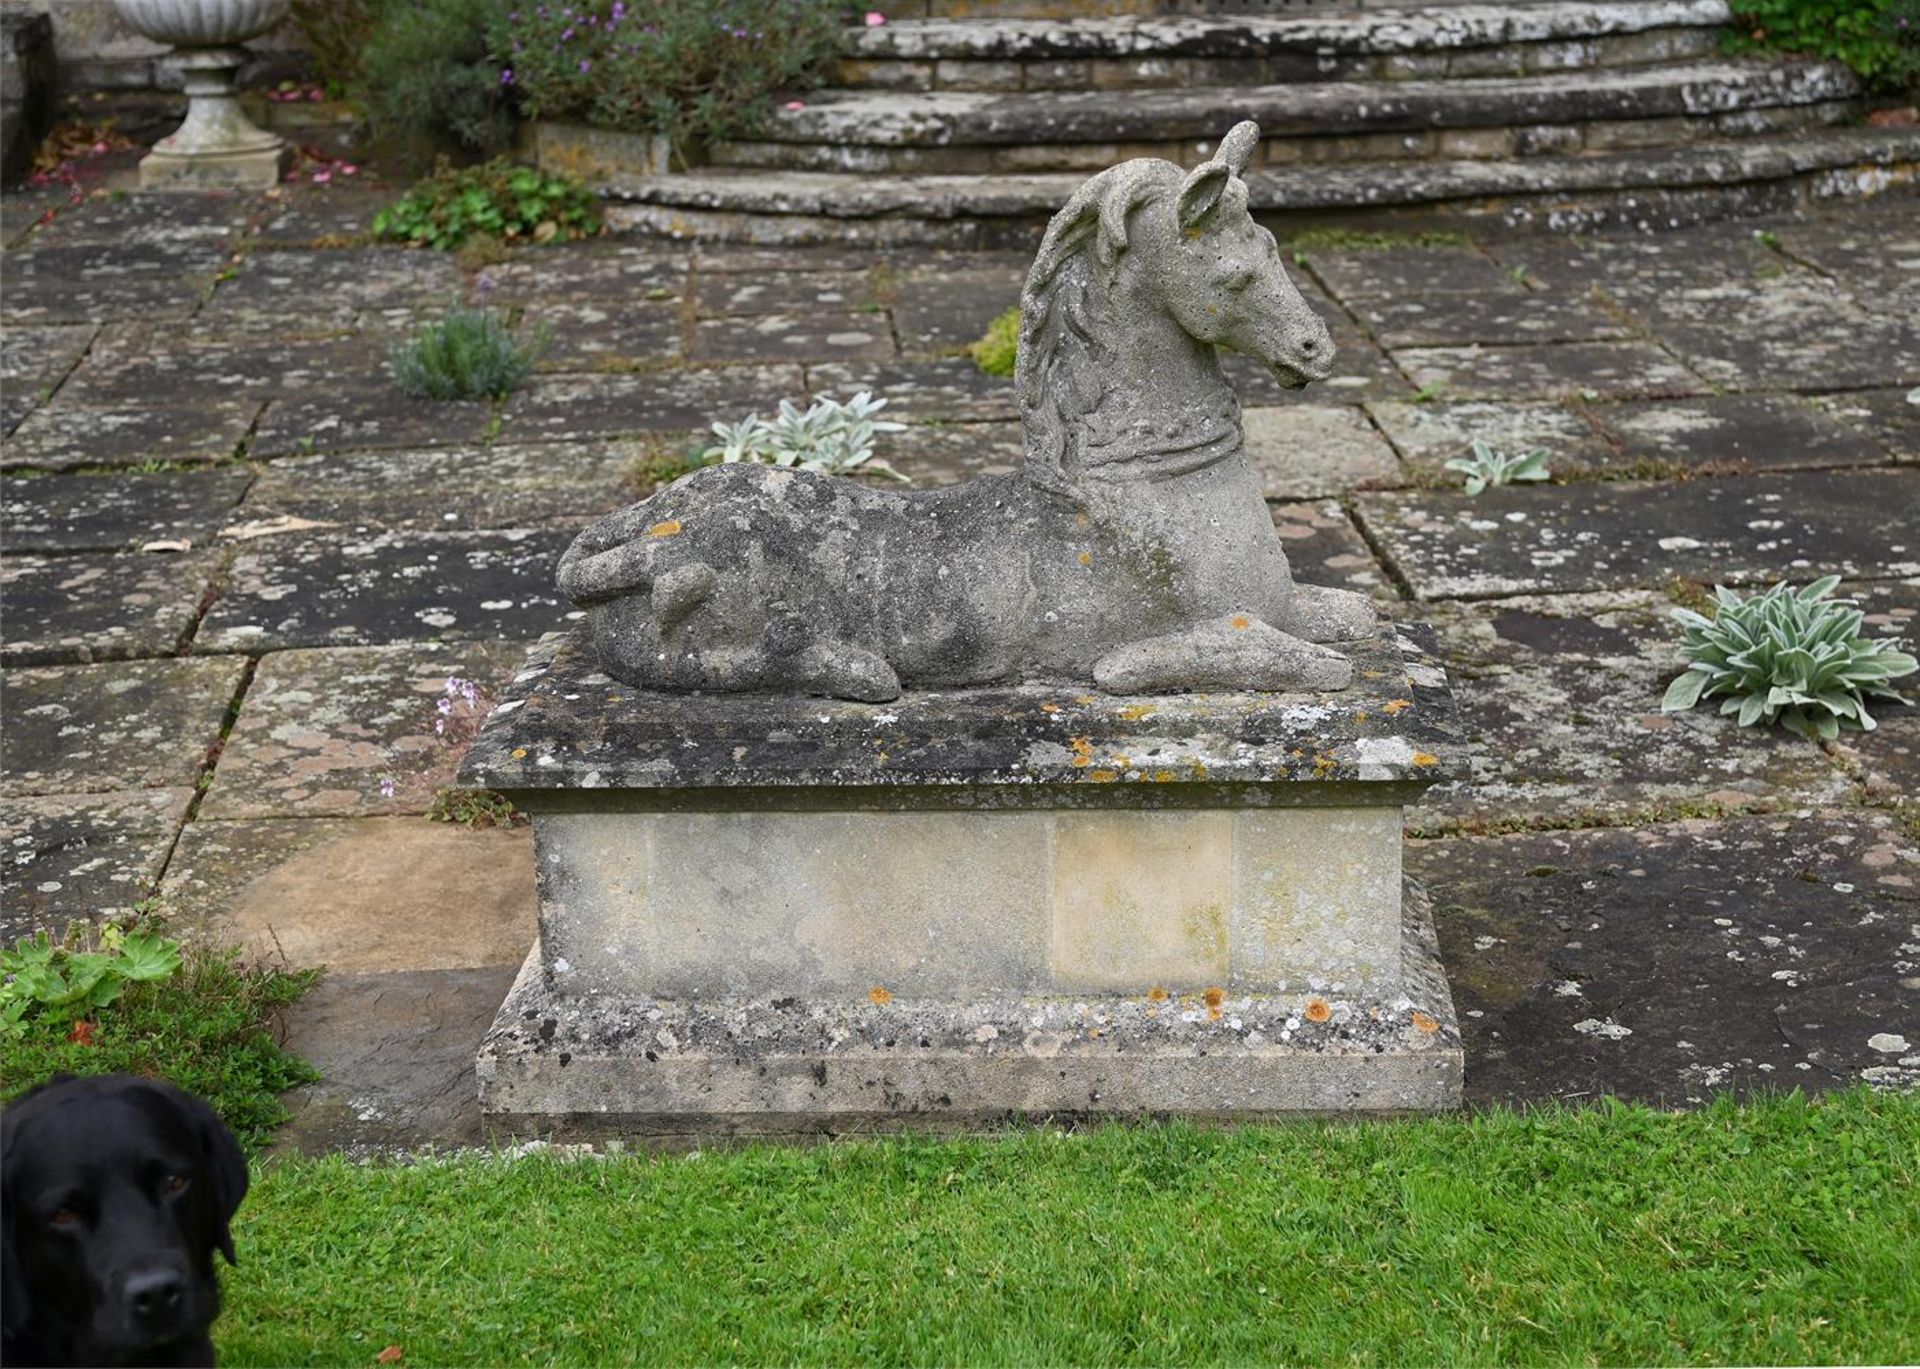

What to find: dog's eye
left=49, top=1207, right=78, bottom=1228
left=163, top=1173, right=191, bottom=1195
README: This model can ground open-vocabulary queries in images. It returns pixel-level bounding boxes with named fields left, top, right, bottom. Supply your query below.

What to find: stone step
left=604, top=128, right=1920, bottom=247
left=838, top=1, right=1731, bottom=92
left=709, top=59, right=1858, bottom=174
left=905, top=0, right=1508, bottom=17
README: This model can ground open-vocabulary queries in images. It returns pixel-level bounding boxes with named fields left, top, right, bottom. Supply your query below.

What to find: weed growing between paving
left=219, top=1088, right=1917, bottom=1364
left=0, top=928, right=319, bottom=1153
left=969, top=306, right=1020, bottom=378
left=372, top=157, right=603, bottom=251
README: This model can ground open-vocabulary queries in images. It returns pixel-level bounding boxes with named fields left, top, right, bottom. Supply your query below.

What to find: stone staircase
left=598, top=0, right=1920, bottom=245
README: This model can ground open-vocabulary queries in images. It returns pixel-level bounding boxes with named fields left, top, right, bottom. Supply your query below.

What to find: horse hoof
left=792, top=642, right=902, bottom=703
left=1286, top=583, right=1376, bottom=644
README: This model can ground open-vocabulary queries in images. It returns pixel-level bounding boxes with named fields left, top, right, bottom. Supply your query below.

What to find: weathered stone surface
left=1, top=468, right=252, bottom=549
left=1270, top=497, right=1397, bottom=602
left=58, top=329, right=376, bottom=406
left=461, top=625, right=1457, bottom=797
left=162, top=817, right=536, bottom=972
left=892, top=265, right=1025, bottom=353
left=245, top=188, right=384, bottom=245
left=0, top=788, right=191, bottom=936
left=480, top=884, right=1462, bottom=1127
left=523, top=300, right=682, bottom=372
left=23, top=191, right=258, bottom=248
left=250, top=389, right=494, bottom=458
left=1356, top=468, right=1920, bottom=600
left=1301, top=246, right=1520, bottom=301
left=1242, top=405, right=1402, bottom=498
left=1586, top=393, right=1893, bottom=473
left=1348, top=287, right=1628, bottom=348
left=1773, top=210, right=1920, bottom=323
left=1482, top=222, right=1790, bottom=294
left=469, top=243, right=684, bottom=303
left=496, top=365, right=807, bottom=443
left=1, top=398, right=263, bottom=471
left=1409, top=591, right=1858, bottom=834
left=1227, top=318, right=1408, bottom=403
left=1413, top=811, right=1920, bottom=1105
left=689, top=312, right=897, bottom=364
left=195, top=528, right=570, bottom=653
left=692, top=269, right=876, bottom=317
left=876, top=420, right=1023, bottom=486
left=0, top=242, right=224, bottom=322
left=1832, top=578, right=1920, bottom=805
left=0, top=323, right=94, bottom=434
left=1365, top=398, right=1614, bottom=478
left=0, top=550, right=221, bottom=665
left=201, top=641, right=534, bottom=820
left=210, top=247, right=465, bottom=323
left=2, top=657, right=243, bottom=795
left=1392, top=340, right=1703, bottom=401
left=240, top=439, right=644, bottom=531
left=807, top=357, right=1019, bottom=420
left=1819, top=386, right=1920, bottom=462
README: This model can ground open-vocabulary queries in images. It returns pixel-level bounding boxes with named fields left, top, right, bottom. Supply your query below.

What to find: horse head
left=1152, top=121, right=1334, bottom=391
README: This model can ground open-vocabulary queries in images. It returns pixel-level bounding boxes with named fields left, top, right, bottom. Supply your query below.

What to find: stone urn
left=113, top=0, right=292, bottom=188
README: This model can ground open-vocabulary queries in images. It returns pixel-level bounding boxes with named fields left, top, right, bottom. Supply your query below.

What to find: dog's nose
left=126, top=1269, right=185, bottom=1322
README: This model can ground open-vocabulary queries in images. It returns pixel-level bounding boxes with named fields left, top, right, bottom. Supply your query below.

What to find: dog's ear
left=153, top=1082, right=249, bottom=1266
left=1, top=1160, right=32, bottom=1342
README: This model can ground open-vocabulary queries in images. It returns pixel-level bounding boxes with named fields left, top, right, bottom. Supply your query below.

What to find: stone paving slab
left=882, top=420, right=1023, bottom=486
left=525, top=300, right=683, bottom=372
left=1272, top=497, right=1395, bottom=603
left=240, top=439, right=643, bottom=531
left=1356, top=467, right=1920, bottom=601
left=24, top=191, right=261, bottom=249
left=1833, top=578, right=1920, bottom=806
left=809, top=358, right=1020, bottom=421
left=1408, top=591, right=1858, bottom=835
left=0, top=243, right=224, bottom=323
left=161, top=817, right=535, bottom=973
left=244, top=189, right=385, bottom=246
left=1, top=468, right=252, bottom=549
left=250, top=389, right=495, bottom=458
left=1392, top=340, right=1704, bottom=402
left=691, top=245, right=882, bottom=275
left=1351, top=288, right=1630, bottom=349
left=1819, top=387, right=1920, bottom=462
left=194, top=528, right=570, bottom=653
left=1, top=399, right=263, bottom=472
left=58, top=329, right=377, bottom=406
left=892, top=265, right=1025, bottom=354
left=1773, top=214, right=1920, bottom=322
left=497, top=365, right=806, bottom=443
left=0, top=549, right=222, bottom=666
left=210, top=247, right=466, bottom=324
left=0, top=788, right=192, bottom=937
left=692, top=269, right=876, bottom=318
left=1412, top=811, right=1920, bottom=1105
left=1364, top=399, right=1614, bottom=479
left=0, top=188, right=63, bottom=248
left=1, top=657, right=244, bottom=796
left=1300, top=246, right=1520, bottom=301
left=1242, top=403, right=1403, bottom=498
left=689, top=312, right=897, bottom=365
left=201, top=641, right=535, bottom=820
left=0, top=323, right=95, bottom=435
left=469, top=244, right=684, bottom=303
left=1480, top=226, right=1789, bottom=297
left=1585, top=393, right=1893, bottom=473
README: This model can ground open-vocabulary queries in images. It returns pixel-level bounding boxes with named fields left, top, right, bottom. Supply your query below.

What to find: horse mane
left=1015, top=159, right=1181, bottom=496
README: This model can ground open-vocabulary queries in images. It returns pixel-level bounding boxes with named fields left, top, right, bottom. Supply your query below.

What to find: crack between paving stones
left=152, top=652, right=258, bottom=891
left=170, top=542, right=236, bottom=658
left=1341, top=494, right=1421, bottom=604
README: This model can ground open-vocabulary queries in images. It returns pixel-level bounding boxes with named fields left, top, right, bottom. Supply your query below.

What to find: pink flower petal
left=864, top=10, right=886, bottom=24
left=311, top=169, right=330, bottom=183
left=341, top=163, right=359, bottom=175
left=783, top=100, right=806, bottom=111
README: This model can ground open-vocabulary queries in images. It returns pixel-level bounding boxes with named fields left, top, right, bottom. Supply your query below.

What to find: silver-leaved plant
left=1444, top=440, right=1551, bottom=496
left=1661, top=577, right=1918, bottom=740
left=698, top=391, right=910, bottom=482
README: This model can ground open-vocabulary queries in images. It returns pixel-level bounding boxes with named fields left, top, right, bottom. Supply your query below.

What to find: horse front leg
left=1092, top=612, right=1352, bottom=693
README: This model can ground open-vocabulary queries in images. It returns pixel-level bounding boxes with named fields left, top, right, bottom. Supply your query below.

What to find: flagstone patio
left=1, top=177, right=1914, bottom=1149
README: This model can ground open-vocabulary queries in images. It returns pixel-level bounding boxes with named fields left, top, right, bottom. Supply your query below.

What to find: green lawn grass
left=224, top=1089, right=1918, bottom=1366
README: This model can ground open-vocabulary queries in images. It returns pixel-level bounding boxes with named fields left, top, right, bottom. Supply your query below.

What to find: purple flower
left=611, top=0, right=624, bottom=16
left=378, top=775, right=397, bottom=799
left=501, top=67, right=515, bottom=84
left=579, top=58, right=591, bottom=71
left=560, top=26, right=574, bottom=40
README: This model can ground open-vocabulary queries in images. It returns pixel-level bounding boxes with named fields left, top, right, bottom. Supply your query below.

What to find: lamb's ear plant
left=698, top=391, right=910, bottom=482
left=1444, top=440, right=1551, bottom=495
left=1661, top=577, right=1918, bottom=741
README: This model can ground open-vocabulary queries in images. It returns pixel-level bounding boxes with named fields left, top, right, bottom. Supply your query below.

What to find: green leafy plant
left=968, top=306, right=1020, bottom=378
left=1725, top=0, right=1920, bottom=93
left=1444, top=440, right=1551, bottom=495
left=1661, top=578, right=1919, bottom=740
left=0, top=925, right=181, bottom=1040
left=388, top=308, right=547, bottom=400
left=699, top=392, right=911, bottom=481
left=358, top=0, right=517, bottom=162
left=428, top=787, right=521, bottom=828
left=493, top=0, right=842, bottom=151
left=373, top=158, right=603, bottom=251
left=288, top=0, right=381, bottom=96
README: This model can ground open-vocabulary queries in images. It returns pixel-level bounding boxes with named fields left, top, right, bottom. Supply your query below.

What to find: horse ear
left=1218, top=121, right=1260, bottom=176
left=1178, top=123, right=1260, bottom=230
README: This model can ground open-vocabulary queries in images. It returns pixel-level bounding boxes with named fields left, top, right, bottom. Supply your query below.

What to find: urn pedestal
left=113, top=0, right=292, bottom=189
left=460, top=627, right=1465, bottom=1135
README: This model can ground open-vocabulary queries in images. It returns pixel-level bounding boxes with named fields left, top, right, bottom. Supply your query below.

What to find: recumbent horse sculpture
left=558, top=121, right=1376, bottom=702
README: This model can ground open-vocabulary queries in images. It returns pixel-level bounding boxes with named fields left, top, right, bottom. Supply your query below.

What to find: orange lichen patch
left=1069, top=736, right=1093, bottom=767
left=868, top=986, right=893, bottom=1006
left=1313, top=753, right=1340, bottom=778
left=1382, top=699, right=1413, bottom=715
left=646, top=519, right=683, bottom=538
left=1208, top=1005, right=1223, bottom=1021
left=1360, top=669, right=1386, bottom=680
left=1076, top=695, right=1098, bottom=705
left=1411, top=1010, right=1439, bottom=1034
left=1087, top=1027, right=1101, bottom=1039
left=1230, top=614, right=1252, bottom=630
left=1203, top=987, right=1225, bottom=1009
left=1152, top=769, right=1177, bottom=783
left=1147, top=986, right=1169, bottom=1003
left=1351, top=712, right=1369, bottom=724
left=510, top=747, right=528, bottom=759
left=1118, top=704, right=1155, bottom=721
left=1090, top=769, right=1119, bottom=782
left=1077, top=550, right=1093, bottom=566
left=1040, top=702, right=1061, bottom=714
left=1412, top=751, right=1439, bottom=767
left=1303, top=998, right=1332, bottom=1024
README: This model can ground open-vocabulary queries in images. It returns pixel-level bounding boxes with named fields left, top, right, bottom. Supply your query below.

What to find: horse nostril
left=1299, top=337, right=1317, bottom=354
left=127, top=1270, right=185, bottom=1321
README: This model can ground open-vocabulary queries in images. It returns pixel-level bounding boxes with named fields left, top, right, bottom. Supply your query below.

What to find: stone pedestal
left=138, top=47, right=289, bottom=189
left=461, top=627, right=1465, bottom=1133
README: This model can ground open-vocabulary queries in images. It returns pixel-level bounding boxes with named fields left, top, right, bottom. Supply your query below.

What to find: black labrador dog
left=2, top=1074, right=248, bottom=1368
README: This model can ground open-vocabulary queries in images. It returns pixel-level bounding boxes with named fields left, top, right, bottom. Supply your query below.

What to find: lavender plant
left=388, top=308, right=547, bottom=400
left=699, top=392, right=910, bottom=482
left=1661, top=578, right=1918, bottom=740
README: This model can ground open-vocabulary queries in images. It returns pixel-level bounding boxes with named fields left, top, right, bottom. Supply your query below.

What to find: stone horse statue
left=557, top=121, right=1376, bottom=702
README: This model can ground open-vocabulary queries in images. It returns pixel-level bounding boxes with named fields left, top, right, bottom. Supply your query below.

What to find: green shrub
left=494, top=0, right=842, bottom=150
left=969, top=306, right=1020, bottom=378
left=288, top=0, right=381, bottom=96
left=389, top=308, right=547, bottom=401
left=358, top=0, right=517, bottom=161
left=372, top=157, right=603, bottom=251
left=1661, top=577, right=1919, bottom=740
left=0, top=926, right=320, bottom=1154
left=1726, top=0, right=1920, bottom=92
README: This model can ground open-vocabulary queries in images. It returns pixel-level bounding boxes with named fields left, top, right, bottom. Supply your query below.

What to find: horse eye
left=164, top=1174, right=191, bottom=1194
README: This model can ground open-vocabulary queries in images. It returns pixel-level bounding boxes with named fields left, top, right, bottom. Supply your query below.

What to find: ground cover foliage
left=222, top=1090, right=1917, bottom=1365
left=1727, top=0, right=1920, bottom=92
